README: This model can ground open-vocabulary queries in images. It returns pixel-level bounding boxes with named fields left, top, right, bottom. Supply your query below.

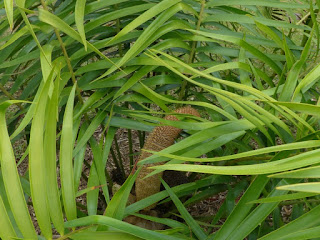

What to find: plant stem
left=114, top=136, right=126, bottom=176
left=125, top=103, right=134, bottom=169
left=0, top=83, right=24, bottom=110
left=110, top=147, right=125, bottom=181
left=128, top=128, right=134, bottom=169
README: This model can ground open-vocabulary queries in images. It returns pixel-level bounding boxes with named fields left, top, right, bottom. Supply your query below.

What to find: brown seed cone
left=135, top=106, right=200, bottom=210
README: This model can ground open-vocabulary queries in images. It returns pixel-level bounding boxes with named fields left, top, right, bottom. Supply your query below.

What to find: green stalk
left=110, top=147, right=125, bottom=181
left=0, top=83, right=15, bottom=100
left=81, top=172, right=88, bottom=182
left=128, top=128, right=134, bottom=169
left=138, top=130, right=144, bottom=149
left=105, top=168, right=113, bottom=190
left=0, top=83, right=23, bottom=110
left=114, top=137, right=126, bottom=176
left=125, top=103, right=134, bottom=169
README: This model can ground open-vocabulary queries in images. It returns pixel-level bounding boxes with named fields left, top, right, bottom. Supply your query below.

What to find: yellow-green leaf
left=75, top=0, right=87, bottom=50
left=60, top=84, right=77, bottom=221
left=0, top=101, right=37, bottom=239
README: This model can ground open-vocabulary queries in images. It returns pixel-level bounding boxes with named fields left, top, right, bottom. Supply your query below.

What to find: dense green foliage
left=1, top=0, right=320, bottom=239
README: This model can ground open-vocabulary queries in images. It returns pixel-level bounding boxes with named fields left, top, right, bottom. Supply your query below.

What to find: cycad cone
left=135, top=106, right=200, bottom=210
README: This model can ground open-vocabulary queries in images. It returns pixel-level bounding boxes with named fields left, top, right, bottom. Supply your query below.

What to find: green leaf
left=44, top=74, right=64, bottom=235
left=102, top=2, right=186, bottom=77
left=73, top=111, right=108, bottom=156
left=238, top=46, right=252, bottom=88
left=146, top=140, right=320, bottom=162
left=29, top=68, right=55, bottom=239
left=270, top=165, right=320, bottom=178
left=84, top=3, right=155, bottom=33
left=74, top=122, right=89, bottom=191
left=296, top=61, right=320, bottom=95
left=204, top=13, right=309, bottom=29
left=0, top=50, right=39, bottom=70
left=189, top=30, right=283, bottom=75
left=212, top=176, right=269, bottom=239
left=0, top=25, right=30, bottom=50
left=276, top=226, right=320, bottom=240
left=249, top=192, right=317, bottom=204
left=70, top=230, right=142, bottom=240
left=74, top=91, right=106, bottom=119
left=255, top=21, right=283, bottom=49
left=65, top=215, right=180, bottom=240
left=106, top=0, right=181, bottom=46
left=148, top=48, right=313, bottom=132
left=10, top=45, right=53, bottom=139
left=280, top=27, right=313, bottom=101
left=151, top=148, right=320, bottom=175
left=139, top=120, right=253, bottom=167
left=104, top=169, right=140, bottom=220
left=39, top=8, right=81, bottom=42
left=89, top=138, right=109, bottom=210
left=0, top=101, right=36, bottom=239
left=277, top=183, right=320, bottom=194
left=223, top=180, right=293, bottom=240
left=207, top=0, right=310, bottom=9
left=114, top=65, right=156, bottom=100
left=4, top=0, right=13, bottom=29
left=259, top=204, right=320, bottom=240
left=282, top=32, right=295, bottom=70
left=161, top=179, right=207, bottom=240
left=270, top=102, right=320, bottom=116
left=87, top=160, right=99, bottom=215
left=38, top=8, right=116, bottom=67
left=60, top=84, right=77, bottom=221
left=0, top=196, right=16, bottom=240
left=125, top=176, right=218, bottom=216
left=133, top=213, right=189, bottom=232
left=75, top=0, right=87, bottom=50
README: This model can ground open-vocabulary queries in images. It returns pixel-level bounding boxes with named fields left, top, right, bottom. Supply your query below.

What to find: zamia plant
left=1, top=0, right=320, bottom=239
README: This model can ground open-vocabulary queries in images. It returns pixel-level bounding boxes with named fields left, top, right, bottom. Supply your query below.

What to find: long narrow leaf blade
left=29, top=71, right=55, bottom=239
left=60, top=84, right=77, bottom=221
left=0, top=196, right=16, bottom=240
left=0, top=101, right=36, bottom=239
left=161, top=179, right=207, bottom=240
left=75, top=0, right=87, bottom=50
left=44, top=75, right=65, bottom=234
